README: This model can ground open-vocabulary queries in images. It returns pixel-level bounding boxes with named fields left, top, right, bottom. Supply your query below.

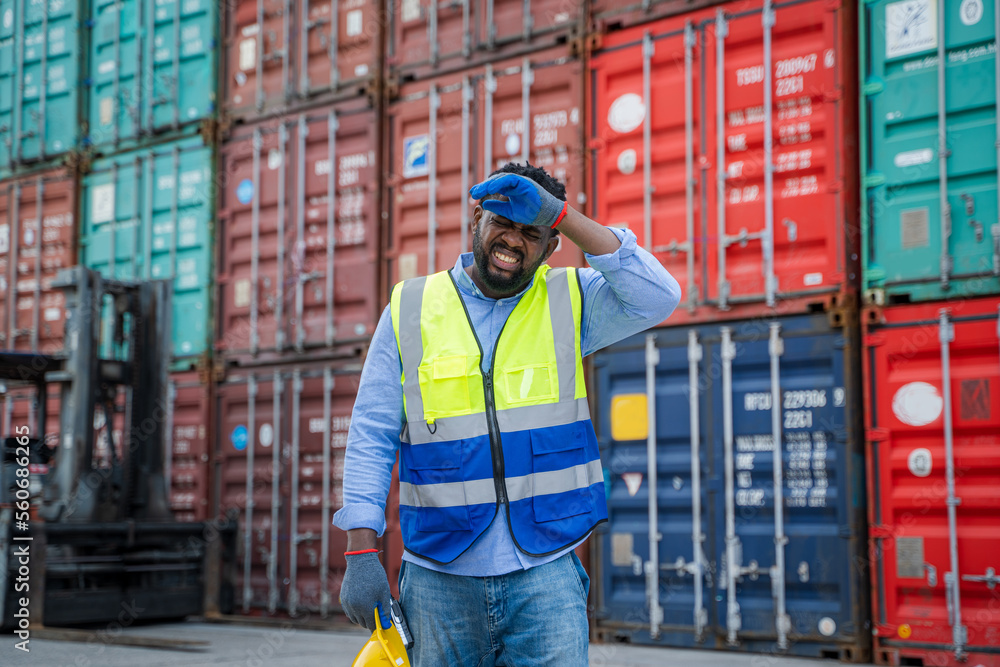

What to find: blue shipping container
left=0, top=0, right=82, bottom=174
left=86, top=0, right=217, bottom=151
left=593, top=313, right=868, bottom=660
left=79, top=135, right=214, bottom=367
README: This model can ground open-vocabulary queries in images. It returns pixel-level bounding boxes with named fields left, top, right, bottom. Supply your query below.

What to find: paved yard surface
left=15, top=620, right=863, bottom=666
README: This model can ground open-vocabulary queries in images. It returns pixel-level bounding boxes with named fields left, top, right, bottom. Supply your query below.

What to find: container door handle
left=962, top=567, right=999, bottom=589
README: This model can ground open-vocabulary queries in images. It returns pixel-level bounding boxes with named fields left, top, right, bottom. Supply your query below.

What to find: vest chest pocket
left=502, top=363, right=558, bottom=406
left=418, top=355, right=473, bottom=422
left=528, top=423, right=591, bottom=523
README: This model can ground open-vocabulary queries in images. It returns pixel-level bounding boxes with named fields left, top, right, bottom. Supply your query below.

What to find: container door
left=299, top=0, right=378, bottom=96
left=291, top=109, right=379, bottom=352
left=869, top=305, right=1000, bottom=658
left=285, top=368, right=360, bottom=616
left=387, top=74, right=473, bottom=284
left=714, top=320, right=856, bottom=650
left=862, top=0, right=1000, bottom=302
left=217, top=372, right=285, bottom=613
left=81, top=138, right=214, bottom=367
left=590, top=19, right=705, bottom=314
left=0, top=174, right=75, bottom=354
left=224, top=0, right=292, bottom=118
left=596, top=328, right=709, bottom=646
left=167, top=371, right=212, bottom=522
left=0, top=0, right=80, bottom=171
left=704, top=0, right=848, bottom=310
left=480, top=52, right=585, bottom=268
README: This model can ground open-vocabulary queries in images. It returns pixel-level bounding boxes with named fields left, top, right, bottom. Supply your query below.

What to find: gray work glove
left=469, top=173, right=569, bottom=228
left=339, top=551, right=393, bottom=631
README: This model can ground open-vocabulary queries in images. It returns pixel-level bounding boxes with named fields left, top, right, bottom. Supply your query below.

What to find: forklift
left=0, top=266, right=235, bottom=630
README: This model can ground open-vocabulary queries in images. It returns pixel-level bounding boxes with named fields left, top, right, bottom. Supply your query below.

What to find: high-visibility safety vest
left=390, top=265, right=607, bottom=564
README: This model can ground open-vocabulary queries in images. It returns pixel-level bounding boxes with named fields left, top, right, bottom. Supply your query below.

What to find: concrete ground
left=15, top=620, right=863, bottom=666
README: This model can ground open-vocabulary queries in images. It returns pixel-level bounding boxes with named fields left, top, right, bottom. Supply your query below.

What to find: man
left=334, top=162, right=680, bottom=666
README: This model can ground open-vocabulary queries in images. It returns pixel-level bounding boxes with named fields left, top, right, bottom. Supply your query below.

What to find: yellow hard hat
left=352, top=607, right=412, bottom=667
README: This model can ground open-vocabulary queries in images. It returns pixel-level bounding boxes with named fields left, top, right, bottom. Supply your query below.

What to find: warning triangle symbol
left=622, top=472, right=643, bottom=497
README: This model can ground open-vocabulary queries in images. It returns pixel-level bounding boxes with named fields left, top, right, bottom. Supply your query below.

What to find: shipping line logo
left=403, top=135, right=430, bottom=179
left=885, top=0, right=938, bottom=59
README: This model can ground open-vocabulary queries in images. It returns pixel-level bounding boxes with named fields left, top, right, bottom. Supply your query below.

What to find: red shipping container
left=386, top=0, right=582, bottom=81
left=217, top=101, right=380, bottom=366
left=215, top=362, right=381, bottom=617
left=589, top=0, right=859, bottom=326
left=864, top=298, right=1000, bottom=667
left=0, top=170, right=77, bottom=354
left=167, top=371, right=212, bottom=522
left=384, top=47, right=586, bottom=292
left=223, top=0, right=381, bottom=121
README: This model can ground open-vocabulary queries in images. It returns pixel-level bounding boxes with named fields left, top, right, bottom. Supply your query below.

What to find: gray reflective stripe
left=400, top=477, right=496, bottom=508
left=507, top=459, right=605, bottom=503
left=397, top=277, right=427, bottom=422
left=545, top=268, right=577, bottom=403
left=495, top=398, right=590, bottom=433
left=400, top=459, right=604, bottom=509
left=401, top=412, right=490, bottom=445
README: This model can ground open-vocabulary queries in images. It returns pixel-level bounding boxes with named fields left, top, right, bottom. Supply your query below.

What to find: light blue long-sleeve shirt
left=333, top=227, right=681, bottom=576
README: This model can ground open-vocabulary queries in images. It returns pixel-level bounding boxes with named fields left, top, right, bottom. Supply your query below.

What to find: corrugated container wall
left=0, top=0, right=82, bottom=175
left=385, top=0, right=583, bottom=81
left=79, top=135, right=215, bottom=369
left=216, top=101, right=379, bottom=367
left=594, top=315, right=869, bottom=659
left=223, top=0, right=381, bottom=122
left=168, top=371, right=213, bottom=522
left=589, top=0, right=859, bottom=326
left=864, top=299, right=1000, bottom=667
left=861, top=0, right=1000, bottom=305
left=384, top=47, right=586, bottom=291
left=86, top=0, right=219, bottom=152
left=0, top=169, right=76, bottom=353
left=213, top=363, right=381, bottom=617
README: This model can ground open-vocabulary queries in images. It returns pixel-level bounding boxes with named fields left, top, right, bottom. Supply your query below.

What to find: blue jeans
left=398, top=552, right=590, bottom=667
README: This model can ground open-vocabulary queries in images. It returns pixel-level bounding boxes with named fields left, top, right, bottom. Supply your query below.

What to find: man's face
left=471, top=205, right=559, bottom=297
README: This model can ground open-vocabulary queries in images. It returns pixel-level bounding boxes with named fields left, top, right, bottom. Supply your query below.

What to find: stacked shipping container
left=214, top=0, right=384, bottom=618
left=861, top=0, right=1000, bottom=663
left=586, top=0, right=871, bottom=659
left=0, top=0, right=995, bottom=661
left=0, top=0, right=220, bottom=525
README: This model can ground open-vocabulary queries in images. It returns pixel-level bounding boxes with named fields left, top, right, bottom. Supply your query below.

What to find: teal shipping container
left=0, top=0, right=82, bottom=174
left=80, top=136, right=214, bottom=368
left=86, top=0, right=218, bottom=152
left=861, top=0, right=1000, bottom=304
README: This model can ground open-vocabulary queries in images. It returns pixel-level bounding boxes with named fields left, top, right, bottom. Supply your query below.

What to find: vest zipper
left=446, top=271, right=510, bottom=510
left=483, top=368, right=508, bottom=505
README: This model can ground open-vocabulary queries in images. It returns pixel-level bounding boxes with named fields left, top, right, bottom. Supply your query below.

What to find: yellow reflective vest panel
left=390, top=265, right=607, bottom=563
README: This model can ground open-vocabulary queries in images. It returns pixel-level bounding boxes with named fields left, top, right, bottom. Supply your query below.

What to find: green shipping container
left=87, top=0, right=218, bottom=151
left=0, top=0, right=82, bottom=174
left=80, top=136, right=214, bottom=367
left=861, top=0, right=1000, bottom=304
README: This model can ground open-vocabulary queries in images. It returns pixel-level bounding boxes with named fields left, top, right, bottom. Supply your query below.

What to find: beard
left=472, top=223, right=544, bottom=295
